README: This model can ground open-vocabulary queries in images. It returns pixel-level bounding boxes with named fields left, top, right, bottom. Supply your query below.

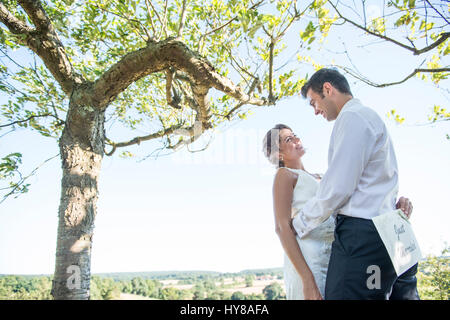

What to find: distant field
left=0, top=268, right=286, bottom=300
left=117, top=276, right=285, bottom=300
left=160, top=276, right=285, bottom=295
left=222, top=278, right=284, bottom=295
left=119, top=293, right=154, bottom=300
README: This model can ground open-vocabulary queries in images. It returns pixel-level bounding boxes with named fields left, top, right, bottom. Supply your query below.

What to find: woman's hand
left=302, top=276, right=323, bottom=300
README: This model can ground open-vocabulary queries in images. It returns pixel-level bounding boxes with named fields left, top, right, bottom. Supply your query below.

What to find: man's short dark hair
left=301, top=68, right=353, bottom=98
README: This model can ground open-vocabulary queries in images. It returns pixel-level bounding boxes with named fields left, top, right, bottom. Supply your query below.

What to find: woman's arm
left=273, top=168, right=322, bottom=300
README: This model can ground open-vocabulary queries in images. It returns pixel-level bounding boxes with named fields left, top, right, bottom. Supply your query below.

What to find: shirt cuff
left=292, top=210, right=310, bottom=238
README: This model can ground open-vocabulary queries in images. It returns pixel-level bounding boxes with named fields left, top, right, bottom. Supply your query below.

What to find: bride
left=262, top=124, right=412, bottom=300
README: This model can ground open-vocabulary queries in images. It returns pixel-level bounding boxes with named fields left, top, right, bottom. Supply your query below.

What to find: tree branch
left=0, top=113, right=53, bottom=128
left=221, top=43, right=260, bottom=83
left=0, top=3, right=33, bottom=35
left=200, top=0, right=265, bottom=38
left=104, top=121, right=200, bottom=156
left=16, top=0, right=52, bottom=32
left=160, top=0, right=168, bottom=40
left=424, top=0, right=450, bottom=25
left=224, top=76, right=261, bottom=120
left=144, top=0, right=157, bottom=38
left=275, top=0, right=311, bottom=41
left=339, top=65, right=450, bottom=88
left=145, top=0, right=165, bottom=40
left=165, top=68, right=182, bottom=109
left=191, top=84, right=211, bottom=128
left=177, top=0, right=188, bottom=38
left=329, top=1, right=450, bottom=56
left=93, top=38, right=268, bottom=110
left=268, top=40, right=275, bottom=103
left=165, top=122, right=207, bottom=152
left=91, top=3, right=151, bottom=42
left=0, top=153, right=59, bottom=205
left=0, top=0, right=82, bottom=94
left=414, top=32, right=450, bottom=55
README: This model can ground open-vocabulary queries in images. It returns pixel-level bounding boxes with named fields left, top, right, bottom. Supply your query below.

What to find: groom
left=292, top=68, right=419, bottom=300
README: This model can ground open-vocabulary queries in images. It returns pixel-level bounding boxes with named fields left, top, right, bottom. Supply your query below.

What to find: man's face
left=306, top=86, right=338, bottom=121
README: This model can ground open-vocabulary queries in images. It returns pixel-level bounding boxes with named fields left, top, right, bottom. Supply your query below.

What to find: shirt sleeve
left=293, top=111, right=378, bottom=238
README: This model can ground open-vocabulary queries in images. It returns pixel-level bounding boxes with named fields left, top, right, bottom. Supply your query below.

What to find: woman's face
left=278, top=128, right=305, bottom=161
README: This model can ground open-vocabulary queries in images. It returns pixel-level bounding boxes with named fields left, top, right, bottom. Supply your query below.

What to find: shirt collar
left=336, top=98, right=360, bottom=121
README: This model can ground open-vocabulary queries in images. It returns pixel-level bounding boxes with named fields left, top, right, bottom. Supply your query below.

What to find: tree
left=0, top=0, right=447, bottom=300
left=319, top=0, right=449, bottom=128
left=192, top=282, right=206, bottom=300
left=119, top=280, right=133, bottom=294
left=247, top=293, right=264, bottom=299
left=0, top=0, right=314, bottom=299
left=262, top=282, right=284, bottom=300
left=130, top=276, right=154, bottom=296
left=145, top=279, right=162, bottom=298
left=217, top=290, right=232, bottom=300
left=204, top=289, right=222, bottom=300
left=0, top=275, right=52, bottom=299
left=90, top=276, right=121, bottom=300
left=230, top=290, right=245, bottom=300
left=245, top=274, right=254, bottom=287
left=203, top=278, right=216, bottom=291
left=159, top=286, right=181, bottom=300
left=417, top=245, right=450, bottom=300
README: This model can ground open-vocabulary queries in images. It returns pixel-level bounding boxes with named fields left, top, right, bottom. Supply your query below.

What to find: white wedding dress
left=281, top=167, right=335, bottom=300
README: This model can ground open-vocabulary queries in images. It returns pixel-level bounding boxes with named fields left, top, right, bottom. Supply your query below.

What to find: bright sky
left=0, top=2, right=449, bottom=275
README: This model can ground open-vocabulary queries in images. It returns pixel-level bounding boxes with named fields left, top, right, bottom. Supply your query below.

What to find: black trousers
left=325, top=214, right=420, bottom=300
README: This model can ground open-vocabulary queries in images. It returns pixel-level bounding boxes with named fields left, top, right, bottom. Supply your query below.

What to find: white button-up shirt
left=293, top=98, right=399, bottom=238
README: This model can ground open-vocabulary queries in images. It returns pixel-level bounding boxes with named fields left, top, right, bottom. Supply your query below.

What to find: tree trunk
left=51, top=85, right=105, bottom=300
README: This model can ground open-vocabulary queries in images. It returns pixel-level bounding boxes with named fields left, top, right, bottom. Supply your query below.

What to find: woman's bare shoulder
left=274, top=167, right=298, bottom=188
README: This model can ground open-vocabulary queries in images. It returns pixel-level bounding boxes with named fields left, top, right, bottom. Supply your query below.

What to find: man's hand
left=396, top=196, right=413, bottom=219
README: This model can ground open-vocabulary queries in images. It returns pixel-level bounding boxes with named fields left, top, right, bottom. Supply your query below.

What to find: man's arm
left=293, top=111, right=378, bottom=238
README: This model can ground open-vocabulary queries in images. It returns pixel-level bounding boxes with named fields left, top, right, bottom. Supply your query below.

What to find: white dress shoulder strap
left=278, top=167, right=301, bottom=174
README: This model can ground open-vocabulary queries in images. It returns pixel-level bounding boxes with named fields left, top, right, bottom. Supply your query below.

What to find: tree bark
left=1, top=2, right=270, bottom=300
left=51, top=84, right=105, bottom=300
